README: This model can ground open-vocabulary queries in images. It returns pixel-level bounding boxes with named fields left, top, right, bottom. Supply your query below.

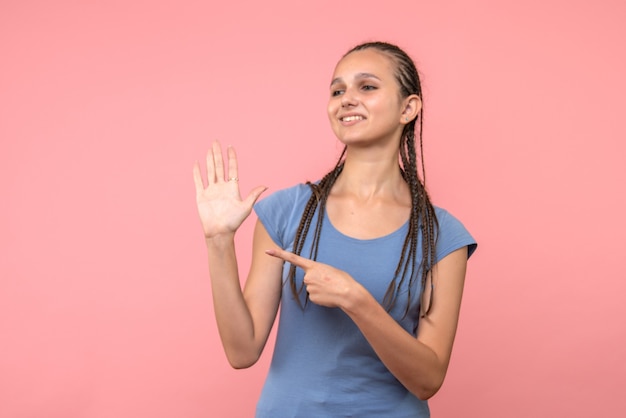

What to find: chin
left=336, top=133, right=385, bottom=147
left=333, top=130, right=367, bottom=144
left=336, top=136, right=367, bottom=146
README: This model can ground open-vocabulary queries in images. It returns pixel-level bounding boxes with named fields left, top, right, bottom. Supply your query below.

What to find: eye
left=361, top=85, right=377, bottom=91
left=331, top=89, right=344, bottom=97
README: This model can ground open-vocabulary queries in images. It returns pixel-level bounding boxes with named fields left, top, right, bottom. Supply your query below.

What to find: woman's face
left=327, top=49, right=407, bottom=147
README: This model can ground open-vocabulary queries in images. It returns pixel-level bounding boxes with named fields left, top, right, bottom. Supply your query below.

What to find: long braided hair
left=287, top=41, right=439, bottom=318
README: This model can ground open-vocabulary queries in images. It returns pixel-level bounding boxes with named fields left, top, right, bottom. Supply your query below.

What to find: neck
left=333, top=144, right=407, bottom=200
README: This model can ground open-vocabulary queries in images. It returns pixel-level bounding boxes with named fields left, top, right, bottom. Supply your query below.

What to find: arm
left=343, top=248, right=468, bottom=400
left=265, top=246, right=468, bottom=400
left=194, top=142, right=283, bottom=368
left=206, top=221, right=283, bottom=369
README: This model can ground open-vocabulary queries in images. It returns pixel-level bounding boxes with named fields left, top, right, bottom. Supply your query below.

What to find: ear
left=400, top=94, right=422, bottom=124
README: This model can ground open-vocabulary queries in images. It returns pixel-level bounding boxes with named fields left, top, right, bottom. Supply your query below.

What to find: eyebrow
left=330, top=72, right=381, bottom=87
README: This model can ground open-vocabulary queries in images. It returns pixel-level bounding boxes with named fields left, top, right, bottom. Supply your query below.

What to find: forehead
left=332, top=49, right=396, bottom=80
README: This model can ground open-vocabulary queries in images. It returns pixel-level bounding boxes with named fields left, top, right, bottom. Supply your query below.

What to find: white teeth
left=342, top=115, right=364, bottom=122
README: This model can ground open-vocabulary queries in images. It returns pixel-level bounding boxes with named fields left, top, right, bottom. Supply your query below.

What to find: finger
left=227, top=146, right=238, bottom=182
left=205, top=146, right=216, bottom=185
left=193, top=161, right=205, bottom=194
left=265, top=248, right=314, bottom=270
left=212, top=141, right=225, bottom=183
left=243, top=185, right=268, bottom=208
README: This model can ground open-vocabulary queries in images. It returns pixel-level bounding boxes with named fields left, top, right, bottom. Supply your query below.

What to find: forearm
left=206, top=234, right=260, bottom=368
left=342, top=249, right=467, bottom=399
left=342, top=291, right=447, bottom=400
left=265, top=247, right=466, bottom=398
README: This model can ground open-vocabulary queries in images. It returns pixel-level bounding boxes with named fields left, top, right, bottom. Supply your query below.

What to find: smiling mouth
left=341, top=115, right=364, bottom=122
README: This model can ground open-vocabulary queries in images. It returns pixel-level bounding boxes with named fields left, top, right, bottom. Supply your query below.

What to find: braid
left=288, top=41, right=439, bottom=319
left=287, top=147, right=346, bottom=308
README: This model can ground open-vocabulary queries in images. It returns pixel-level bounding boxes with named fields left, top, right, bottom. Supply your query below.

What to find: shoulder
left=255, top=183, right=313, bottom=213
left=433, top=206, right=478, bottom=261
left=253, top=183, right=316, bottom=249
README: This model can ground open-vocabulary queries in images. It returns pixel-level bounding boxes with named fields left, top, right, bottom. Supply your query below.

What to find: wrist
left=341, top=282, right=373, bottom=316
left=205, top=232, right=236, bottom=249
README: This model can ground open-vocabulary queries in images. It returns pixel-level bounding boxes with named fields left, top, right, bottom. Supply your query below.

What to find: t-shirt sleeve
left=253, top=184, right=310, bottom=249
left=434, top=207, right=477, bottom=263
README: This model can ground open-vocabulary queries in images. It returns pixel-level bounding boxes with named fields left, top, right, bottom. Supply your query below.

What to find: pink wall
left=1, top=0, right=625, bottom=416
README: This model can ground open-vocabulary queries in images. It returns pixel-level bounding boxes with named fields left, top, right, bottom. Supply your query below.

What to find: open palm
left=193, top=141, right=266, bottom=238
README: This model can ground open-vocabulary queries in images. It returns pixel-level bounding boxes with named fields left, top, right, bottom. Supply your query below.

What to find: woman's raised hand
left=193, top=141, right=267, bottom=239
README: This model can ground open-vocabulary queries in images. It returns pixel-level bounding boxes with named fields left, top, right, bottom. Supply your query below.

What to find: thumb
left=243, top=186, right=268, bottom=208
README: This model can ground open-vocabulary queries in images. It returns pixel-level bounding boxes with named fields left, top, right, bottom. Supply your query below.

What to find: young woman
left=193, top=41, right=477, bottom=417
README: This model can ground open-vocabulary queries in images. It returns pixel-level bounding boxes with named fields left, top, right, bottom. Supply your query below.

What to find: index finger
left=265, top=248, right=314, bottom=270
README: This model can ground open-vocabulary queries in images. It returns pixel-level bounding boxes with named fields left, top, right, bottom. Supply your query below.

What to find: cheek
left=327, top=102, right=338, bottom=124
left=327, top=99, right=337, bottom=116
left=373, top=98, right=401, bottom=120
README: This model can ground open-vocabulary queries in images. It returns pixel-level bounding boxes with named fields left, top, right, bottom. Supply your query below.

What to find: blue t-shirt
left=254, top=183, right=477, bottom=418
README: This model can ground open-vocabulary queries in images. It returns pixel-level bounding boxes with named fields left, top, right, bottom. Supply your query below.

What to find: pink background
left=1, top=0, right=625, bottom=417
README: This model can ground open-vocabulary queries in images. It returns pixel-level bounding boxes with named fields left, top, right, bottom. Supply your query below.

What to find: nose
left=341, top=88, right=357, bottom=107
